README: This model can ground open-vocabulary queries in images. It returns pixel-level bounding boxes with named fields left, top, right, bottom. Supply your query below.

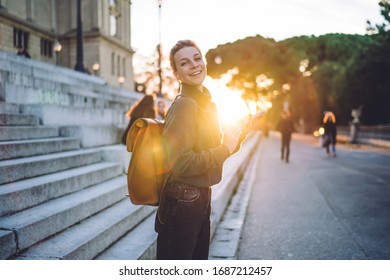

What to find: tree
left=343, top=0, right=390, bottom=124
left=206, top=36, right=320, bottom=131
left=133, top=46, right=178, bottom=100
left=205, top=1, right=390, bottom=128
left=283, top=34, right=373, bottom=125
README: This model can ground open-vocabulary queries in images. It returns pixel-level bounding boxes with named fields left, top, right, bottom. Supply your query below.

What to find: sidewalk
left=236, top=133, right=390, bottom=259
left=210, top=132, right=390, bottom=259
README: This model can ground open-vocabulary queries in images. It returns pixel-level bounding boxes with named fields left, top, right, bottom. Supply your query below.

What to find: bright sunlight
left=204, top=76, right=249, bottom=125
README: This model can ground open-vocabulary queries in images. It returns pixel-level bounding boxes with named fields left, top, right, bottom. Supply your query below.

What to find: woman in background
left=121, top=94, right=156, bottom=145
left=323, top=111, right=337, bottom=157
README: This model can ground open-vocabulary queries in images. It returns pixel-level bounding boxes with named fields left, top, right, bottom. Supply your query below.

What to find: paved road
left=237, top=133, right=390, bottom=260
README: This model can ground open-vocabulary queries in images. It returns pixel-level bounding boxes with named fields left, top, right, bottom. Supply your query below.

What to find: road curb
left=209, top=137, right=262, bottom=259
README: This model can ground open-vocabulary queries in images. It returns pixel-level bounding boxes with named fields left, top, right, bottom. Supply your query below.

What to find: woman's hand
left=222, top=118, right=251, bottom=154
left=223, top=130, right=247, bottom=154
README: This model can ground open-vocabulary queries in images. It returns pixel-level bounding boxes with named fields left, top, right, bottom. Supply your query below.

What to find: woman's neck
left=182, top=82, right=203, bottom=92
left=196, top=84, right=204, bottom=92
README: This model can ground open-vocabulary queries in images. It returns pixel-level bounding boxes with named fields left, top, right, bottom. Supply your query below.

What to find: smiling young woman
left=155, top=39, right=247, bottom=260
left=172, top=45, right=206, bottom=88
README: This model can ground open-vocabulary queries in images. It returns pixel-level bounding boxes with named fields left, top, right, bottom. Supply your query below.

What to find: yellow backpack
left=125, top=118, right=166, bottom=206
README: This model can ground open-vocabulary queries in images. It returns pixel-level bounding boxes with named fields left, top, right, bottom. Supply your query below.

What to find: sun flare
left=204, top=77, right=249, bottom=125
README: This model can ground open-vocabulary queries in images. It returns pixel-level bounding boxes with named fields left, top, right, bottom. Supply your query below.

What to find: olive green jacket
left=163, top=83, right=231, bottom=188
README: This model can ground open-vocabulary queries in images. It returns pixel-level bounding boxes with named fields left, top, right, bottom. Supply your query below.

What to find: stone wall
left=0, top=0, right=135, bottom=90
left=0, top=50, right=143, bottom=147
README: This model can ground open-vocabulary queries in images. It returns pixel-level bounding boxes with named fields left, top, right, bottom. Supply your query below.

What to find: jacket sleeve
left=163, top=98, right=230, bottom=178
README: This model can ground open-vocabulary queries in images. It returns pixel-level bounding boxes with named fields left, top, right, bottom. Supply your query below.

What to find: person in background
left=155, top=39, right=248, bottom=260
left=277, top=110, right=294, bottom=163
left=17, top=47, right=31, bottom=58
left=156, top=100, right=167, bottom=121
left=121, top=94, right=156, bottom=145
left=323, top=111, right=337, bottom=157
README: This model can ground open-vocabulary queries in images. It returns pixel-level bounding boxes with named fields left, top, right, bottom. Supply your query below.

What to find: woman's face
left=173, top=46, right=206, bottom=87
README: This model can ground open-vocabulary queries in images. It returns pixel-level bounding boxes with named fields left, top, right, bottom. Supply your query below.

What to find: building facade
left=0, top=0, right=134, bottom=90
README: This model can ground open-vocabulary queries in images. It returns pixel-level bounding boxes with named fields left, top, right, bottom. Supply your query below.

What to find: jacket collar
left=180, top=83, right=211, bottom=108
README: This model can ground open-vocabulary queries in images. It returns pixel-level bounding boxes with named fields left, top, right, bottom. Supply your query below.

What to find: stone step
left=0, top=102, right=19, bottom=114
left=0, top=162, right=123, bottom=216
left=0, top=126, right=59, bottom=141
left=0, top=149, right=102, bottom=184
left=0, top=51, right=106, bottom=90
left=0, top=137, right=80, bottom=160
left=14, top=200, right=155, bottom=260
left=0, top=114, right=39, bottom=126
left=0, top=176, right=128, bottom=259
left=0, top=230, right=16, bottom=260
left=95, top=212, right=157, bottom=260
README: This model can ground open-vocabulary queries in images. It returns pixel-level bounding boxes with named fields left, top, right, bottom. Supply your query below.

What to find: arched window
left=108, top=0, right=120, bottom=37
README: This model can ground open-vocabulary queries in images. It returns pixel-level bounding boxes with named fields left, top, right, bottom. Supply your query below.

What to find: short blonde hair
left=169, top=40, right=202, bottom=73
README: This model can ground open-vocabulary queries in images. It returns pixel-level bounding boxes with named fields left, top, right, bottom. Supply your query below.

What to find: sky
left=130, top=0, right=384, bottom=56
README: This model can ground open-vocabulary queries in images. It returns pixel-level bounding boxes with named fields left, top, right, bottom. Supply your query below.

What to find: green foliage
left=206, top=36, right=315, bottom=130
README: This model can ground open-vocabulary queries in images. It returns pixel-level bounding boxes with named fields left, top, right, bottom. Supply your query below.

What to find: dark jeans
left=281, top=134, right=291, bottom=160
left=155, top=181, right=212, bottom=260
left=325, top=134, right=336, bottom=154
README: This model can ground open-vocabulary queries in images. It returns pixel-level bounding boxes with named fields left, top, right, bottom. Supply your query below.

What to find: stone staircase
left=0, top=102, right=157, bottom=260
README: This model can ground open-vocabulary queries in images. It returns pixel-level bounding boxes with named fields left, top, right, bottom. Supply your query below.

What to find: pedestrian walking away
left=323, top=111, right=337, bottom=157
left=155, top=39, right=248, bottom=260
left=277, top=110, right=294, bottom=163
left=16, top=47, right=31, bottom=58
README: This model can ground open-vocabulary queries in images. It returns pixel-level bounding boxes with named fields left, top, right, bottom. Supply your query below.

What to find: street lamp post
left=92, top=62, right=100, bottom=75
left=74, top=0, right=85, bottom=72
left=54, top=40, right=62, bottom=65
left=157, top=0, right=163, bottom=97
left=118, top=76, right=125, bottom=87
